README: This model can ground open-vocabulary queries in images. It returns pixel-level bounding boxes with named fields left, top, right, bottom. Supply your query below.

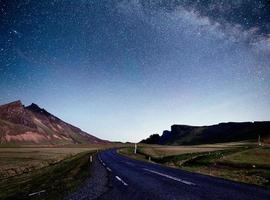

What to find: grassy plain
left=0, top=147, right=96, bottom=179
left=0, top=143, right=127, bottom=200
left=0, top=150, right=93, bottom=200
left=120, top=142, right=270, bottom=187
left=136, top=142, right=245, bottom=157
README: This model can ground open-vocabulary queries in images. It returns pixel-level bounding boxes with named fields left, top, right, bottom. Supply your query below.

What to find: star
left=0, top=0, right=269, bottom=142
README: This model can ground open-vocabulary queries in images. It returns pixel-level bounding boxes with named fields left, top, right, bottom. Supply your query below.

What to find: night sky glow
left=0, top=0, right=270, bottom=142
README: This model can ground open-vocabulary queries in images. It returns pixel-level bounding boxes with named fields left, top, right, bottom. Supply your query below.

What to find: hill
left=0, top=100, right=105, bottom=145
left=140, top=122, right=270, bottom=145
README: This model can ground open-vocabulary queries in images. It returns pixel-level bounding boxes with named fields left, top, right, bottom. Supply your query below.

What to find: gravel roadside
left=66, top=154, right=109, bottom=200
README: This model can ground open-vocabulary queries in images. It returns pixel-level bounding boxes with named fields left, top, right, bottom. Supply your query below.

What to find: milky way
left=0, top=0, right=270, bottom=142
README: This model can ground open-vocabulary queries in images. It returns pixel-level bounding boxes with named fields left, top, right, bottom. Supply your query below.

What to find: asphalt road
left=96, top=149, right=270, bottom=200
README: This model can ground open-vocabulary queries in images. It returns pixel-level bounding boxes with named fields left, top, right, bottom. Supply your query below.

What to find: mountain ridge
left=140, top=121, right=270, bottom=145
left=0, top=100, right=105, bottom=145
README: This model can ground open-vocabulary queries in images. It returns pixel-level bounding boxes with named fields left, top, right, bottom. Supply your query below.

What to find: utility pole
left=258, top=134, right=262, bottom=146
left=134, top=143, right=137, bottom=154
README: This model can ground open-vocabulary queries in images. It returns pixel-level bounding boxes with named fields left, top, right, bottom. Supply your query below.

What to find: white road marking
left=99, top=156, right=108, bottom=167
left=115, top=176, right=128, bottom=186
left=143, top=168, right=196, bottom=186
left=28, top=190, right=46, bottom=196
left=106, top=167, right=112, bottom=172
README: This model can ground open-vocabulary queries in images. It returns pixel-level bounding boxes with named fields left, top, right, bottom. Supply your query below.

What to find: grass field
left=0, top=143, right=129, bottom=199
left=0, top=150, right=94, bottom=200
left=0, top=143, right=128, bottom=179
left=119, top=142, right=270, bottom=187
left=136, top=142, right=246, bottom=158
left=0, top=147, right=97, bottom=179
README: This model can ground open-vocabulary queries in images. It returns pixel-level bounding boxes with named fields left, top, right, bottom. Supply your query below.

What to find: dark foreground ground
left=67, top=149, right=270, bottom=200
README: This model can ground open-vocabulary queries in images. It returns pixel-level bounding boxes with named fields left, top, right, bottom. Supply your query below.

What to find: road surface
left=68, top=149, right=270, bottom=200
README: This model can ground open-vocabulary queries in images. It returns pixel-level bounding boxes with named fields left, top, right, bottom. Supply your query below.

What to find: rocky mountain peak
left=0, top=100, right=105, bottom=145
left=26, top=103, right=44, bottom=112
left=0, top=100, right=24, bottom=111
left=26, top=103, right=55, bottom=118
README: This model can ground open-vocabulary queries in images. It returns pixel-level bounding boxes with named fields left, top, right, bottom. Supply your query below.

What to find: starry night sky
left=0, top=0, right=270, bottom=142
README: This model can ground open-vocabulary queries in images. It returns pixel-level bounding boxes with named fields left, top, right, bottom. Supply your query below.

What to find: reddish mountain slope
left=0, top=100, right=105, bottom=145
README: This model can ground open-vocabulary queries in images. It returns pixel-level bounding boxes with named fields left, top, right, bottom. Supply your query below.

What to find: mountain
left=140, top=122, right=270, bottom=145
left=0, top=100, right=105, bottom=145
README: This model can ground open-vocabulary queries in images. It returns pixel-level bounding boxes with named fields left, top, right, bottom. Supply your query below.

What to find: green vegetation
left=0, top=150, right=94, bottom=200
left=221, top=147, right=270, bottom=167
left=120, top=143, right=270, bottom=187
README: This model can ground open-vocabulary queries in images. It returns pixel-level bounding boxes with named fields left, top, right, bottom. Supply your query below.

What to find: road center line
left=143, top=168, right=196, bottom=186
left=115, top=176, right=128, bottom=186
left=106, top=167, right=112, bottom=172
left=28, top=190, right=46, bottom=197
left=99, top=156, right=103, bottom=163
